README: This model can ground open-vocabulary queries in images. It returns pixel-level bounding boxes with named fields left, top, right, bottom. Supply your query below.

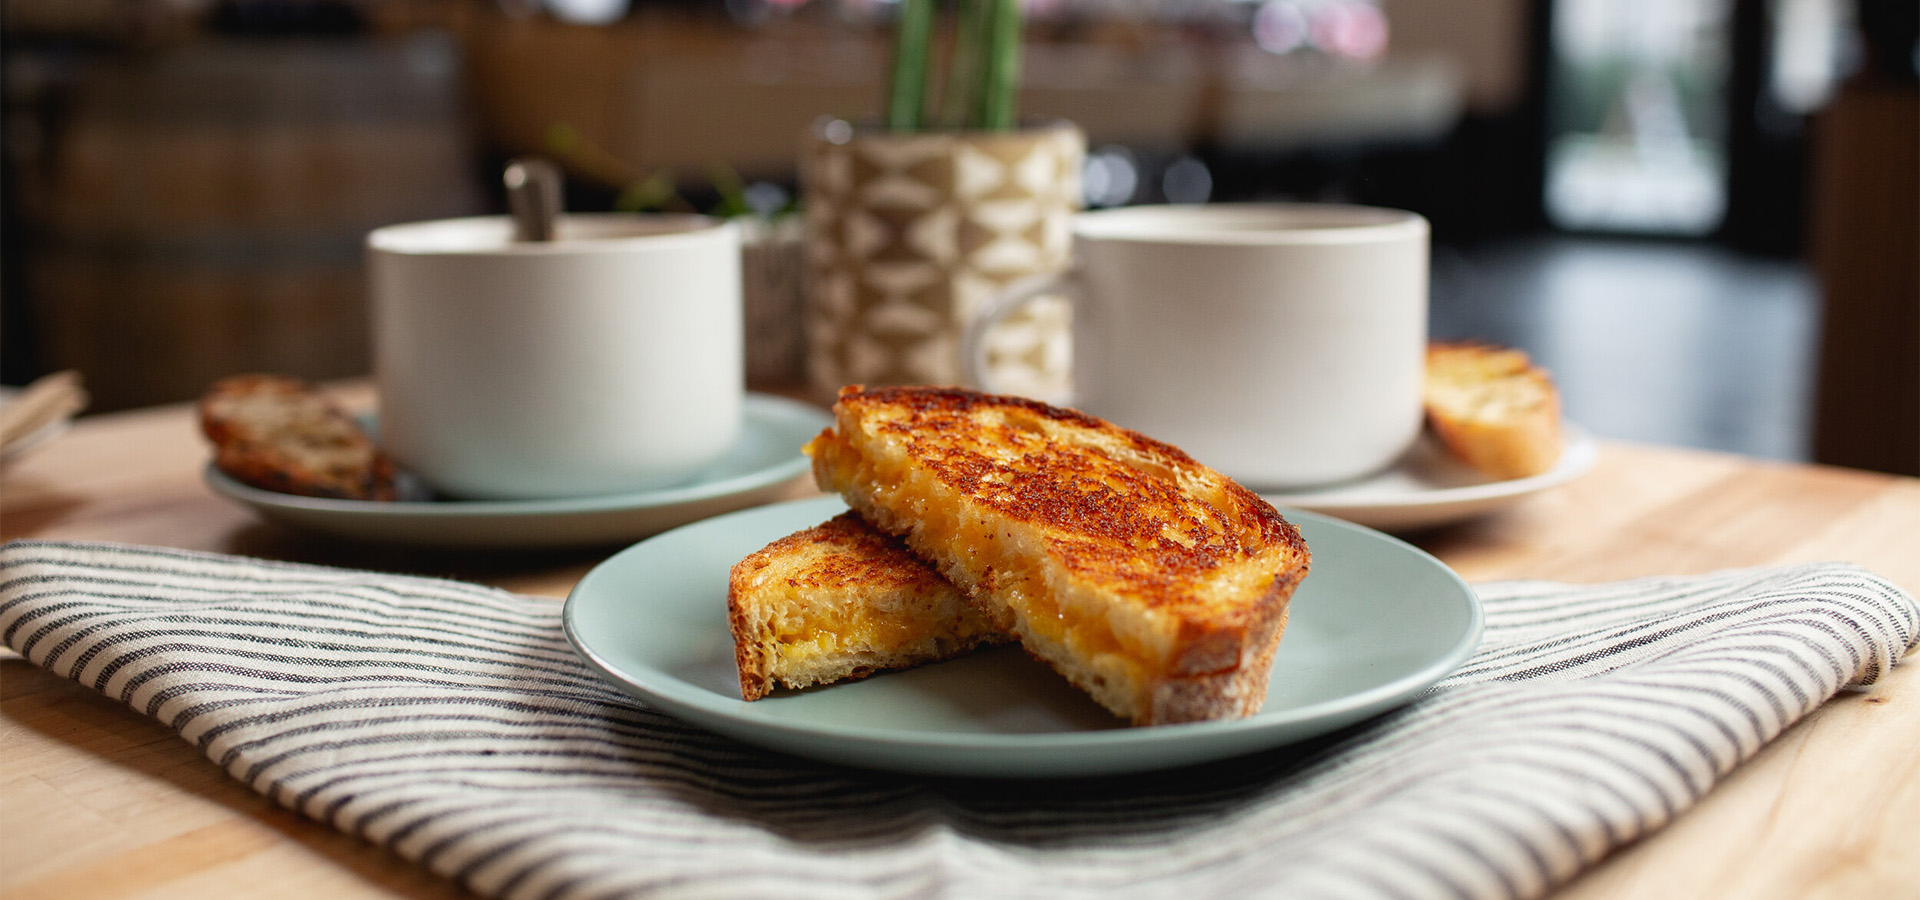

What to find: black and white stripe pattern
left=3, top=539, right=1914, bottom=900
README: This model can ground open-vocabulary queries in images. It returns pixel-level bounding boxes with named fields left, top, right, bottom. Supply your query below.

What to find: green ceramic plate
left=564, top=496, right=1481, bottom=778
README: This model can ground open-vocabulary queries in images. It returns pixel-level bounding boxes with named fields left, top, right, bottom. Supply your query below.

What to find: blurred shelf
left=465, top=17, right=1465, bottom=182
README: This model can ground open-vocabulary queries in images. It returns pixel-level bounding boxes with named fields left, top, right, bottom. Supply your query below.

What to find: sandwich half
left=806, top=385, right=1311, bottom=725
left=728, top=510, right=1008, bottom=700
left=1423, top=341, right=1564, bottom=480
left=200, top=374, right=397, bottom=501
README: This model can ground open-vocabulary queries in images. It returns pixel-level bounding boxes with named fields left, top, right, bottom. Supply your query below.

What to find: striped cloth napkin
left=2, top=540, right=1914, bottom=900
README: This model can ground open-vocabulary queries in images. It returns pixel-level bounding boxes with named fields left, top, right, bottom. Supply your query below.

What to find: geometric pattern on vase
left=802, top=120, right=1084, bottom=403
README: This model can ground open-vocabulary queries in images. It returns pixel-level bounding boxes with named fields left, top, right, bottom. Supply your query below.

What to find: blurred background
left=2, top=0, right=1914, bottom=473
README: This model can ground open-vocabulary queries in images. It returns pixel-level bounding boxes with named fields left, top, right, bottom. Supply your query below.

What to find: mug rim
left=367, top=213, right=735, bottom=257
left=1073, top=203, right=1427, bottom=246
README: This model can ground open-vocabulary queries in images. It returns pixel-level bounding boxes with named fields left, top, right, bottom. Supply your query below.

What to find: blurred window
left=1768, top=0, right=1858, bottom=114
left=1545, top=0, right=1732, bottom=235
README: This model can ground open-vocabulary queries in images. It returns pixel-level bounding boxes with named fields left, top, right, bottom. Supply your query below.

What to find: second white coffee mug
left=964, top=203, right=1429, bottom=489
left=369, top=214, right=743, bottom=500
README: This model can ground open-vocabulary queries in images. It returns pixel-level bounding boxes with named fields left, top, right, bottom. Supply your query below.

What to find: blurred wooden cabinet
left=462, top=17, right=1462, bottom=181
left=20, top=33, right=484, bottom=411
left=1810, top=77, right=1920, bottom=476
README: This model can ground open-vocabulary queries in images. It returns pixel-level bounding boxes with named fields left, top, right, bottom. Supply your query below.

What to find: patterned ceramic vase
left=800, top=119, right=1085, bottom=402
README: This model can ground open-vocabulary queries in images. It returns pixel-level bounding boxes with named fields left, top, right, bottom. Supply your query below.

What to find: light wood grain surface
left=3, top=395, right=1916, bottom=900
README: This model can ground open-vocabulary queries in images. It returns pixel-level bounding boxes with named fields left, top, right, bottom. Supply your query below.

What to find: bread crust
left=807, top=385, right=1311, bottom=725
left=199, top=374, right=397, bottom=501
left=1423, top=342, right=1564, bottom=480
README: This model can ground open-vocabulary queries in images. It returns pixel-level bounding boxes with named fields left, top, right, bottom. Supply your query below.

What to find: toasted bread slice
left=1423, top=342, right=1563, bottom=480
left=806, top=385, right=1310, bottom=726
left=728, top=511, right=1009, bottom=700
left=199, top=374, right=397, bottom=501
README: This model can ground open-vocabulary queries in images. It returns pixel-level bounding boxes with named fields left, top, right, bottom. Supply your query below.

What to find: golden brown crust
left=727, top=554, right=773, bottom=701
left=1423, top=342, right=1564, bottom=480
left=199, top=374, right=397, bottom=501
left=727, top=511, right=1007, bottom=701
left=824, top=385, right=1304, bottom=618
left=807, top=385, right=1311, bottom=725
left=746, top=511, right=958, bottom=593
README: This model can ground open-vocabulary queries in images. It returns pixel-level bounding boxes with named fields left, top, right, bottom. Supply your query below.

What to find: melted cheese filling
left=813, top=430, right=1161, bottom=720
left=744, top=574, right=989, bottom=688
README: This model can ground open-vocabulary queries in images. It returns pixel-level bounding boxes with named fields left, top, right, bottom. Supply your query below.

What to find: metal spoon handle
left=504, top=157, right=563, bottom=242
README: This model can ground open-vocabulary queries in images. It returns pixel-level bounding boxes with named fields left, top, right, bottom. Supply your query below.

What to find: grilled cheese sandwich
left=1424, top=342, right=1563, bottom=479
left=805, top=386, right=1310, bottom=725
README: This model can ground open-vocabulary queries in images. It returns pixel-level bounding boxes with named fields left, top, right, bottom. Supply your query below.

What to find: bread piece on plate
left=806, top=385, right=1311, bottom=726
left=728, top=511, right=1009, bottom=700
left=199, top=374, right=397, bottom=501
left=1423, top=342, right=1564, bottom=480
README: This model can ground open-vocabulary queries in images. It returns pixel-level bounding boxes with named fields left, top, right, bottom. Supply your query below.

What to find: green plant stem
left=943, top=0, right=992, bottom=129
left=706, top=162, right=751, bottom=218
left=887, top=0, right=936, bottom=131
left=976, top=0, right=1022, bottom=130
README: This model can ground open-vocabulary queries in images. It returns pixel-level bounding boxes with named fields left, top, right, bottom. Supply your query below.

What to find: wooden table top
left=3, top=395, right=1917, bottom=900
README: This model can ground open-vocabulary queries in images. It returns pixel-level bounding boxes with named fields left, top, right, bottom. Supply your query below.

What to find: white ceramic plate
left=563, top=495, right=1482, bottom=778
left=204, top=393, right=831, bottom=549
left=1261, top=425, right=1598, bottom=532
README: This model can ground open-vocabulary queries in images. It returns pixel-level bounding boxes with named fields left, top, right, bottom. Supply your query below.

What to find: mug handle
left=961, top=270, right=1079, bottom=396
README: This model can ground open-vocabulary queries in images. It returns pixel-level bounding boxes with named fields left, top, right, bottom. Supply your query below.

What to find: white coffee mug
left=964, top=203, right=1428, bottom=489
left=368, top=214, right=742, bottom=500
